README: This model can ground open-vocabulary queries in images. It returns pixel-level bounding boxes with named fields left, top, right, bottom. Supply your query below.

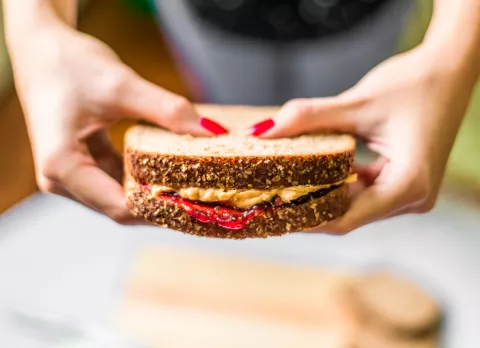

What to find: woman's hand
left=248, top=45, right=478, bottom=234
left=8, top=24, right=226, bottom=223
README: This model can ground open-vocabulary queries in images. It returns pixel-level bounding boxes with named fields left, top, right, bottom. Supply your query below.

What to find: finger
left=346, top=178, right=366, bottom=199
left=382, top=195, right=436, bottom=220
left=72, top=166, right=129, bottom=220
left=319, top=171, right=414, bottom=235
left=37, top=175, right=77, bottom=201
left=307, top=156, right=410, bottom=234
left=323, top=157, right=385, bottom=205
left=324, top=132, right=437, bottom=234
left=38, top=174, right=144, bottom=225
left=309, top=188, right=403, bottom=235
left=86, top=130, right=124, bottom=183
left=85, top=133, right=157, bottom=224
left=253, top=96, right=360, bottom=138
left=305, top=188, right=425, bottom=235
left=118, top=74, right=227, bottom=136
left=49, top=144, right=134, bottom=223
left=352, top=157, right=387, bottom=187
left=68, top=165, right=141, bottom=224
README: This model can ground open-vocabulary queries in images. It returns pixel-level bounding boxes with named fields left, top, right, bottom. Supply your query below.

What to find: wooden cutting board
left=114, top=247, right=442, bottom=348
left=113, top=247, right=358, bottom=348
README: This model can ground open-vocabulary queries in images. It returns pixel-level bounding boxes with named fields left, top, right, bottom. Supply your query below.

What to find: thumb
left=253, top=96, right=358, bottom=138
left=118, top=75, right=226, bottom=136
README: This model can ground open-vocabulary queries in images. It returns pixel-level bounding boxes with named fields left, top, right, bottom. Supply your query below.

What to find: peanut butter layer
left=150, top=174, right=356, bottom=209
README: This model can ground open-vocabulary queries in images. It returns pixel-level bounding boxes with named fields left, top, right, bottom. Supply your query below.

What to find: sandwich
left=124, top=105, right=356, bottom=239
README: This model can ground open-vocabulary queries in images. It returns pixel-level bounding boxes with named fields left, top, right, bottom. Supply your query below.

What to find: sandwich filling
left=139, top=174, right=355, bottom=230
left=148, top=174, right=356, bottom=209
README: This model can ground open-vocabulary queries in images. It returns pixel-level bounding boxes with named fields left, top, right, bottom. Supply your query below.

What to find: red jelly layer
left=139, top=182, right=337, bottom=231
left=160, top=194, right=270, bottom=230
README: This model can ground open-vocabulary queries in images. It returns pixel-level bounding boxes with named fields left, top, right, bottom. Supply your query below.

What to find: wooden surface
left=0, top=0, right=187, bottom=212
left=0, top=92, right=36, bottom=212
left=114, top=247, right=444, bottom=348
left=114, top=247, right=358, bottom=348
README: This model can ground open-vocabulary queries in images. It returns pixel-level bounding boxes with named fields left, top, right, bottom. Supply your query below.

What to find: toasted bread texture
left=125, top=104, right=355, bottom=189
left=125, top=175, right=349, bottom=239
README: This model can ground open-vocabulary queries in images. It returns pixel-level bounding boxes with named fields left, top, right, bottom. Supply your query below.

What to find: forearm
left=425, top=0, right=480, bottom=80
left=3, top=0, right=78, bottom=50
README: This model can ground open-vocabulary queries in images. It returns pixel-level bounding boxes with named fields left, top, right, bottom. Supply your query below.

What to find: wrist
left=422, top=7, right=480, bottom=84
left=411, top=44, right=477, bottom=127
left=417, top=40, right=480, bottom=90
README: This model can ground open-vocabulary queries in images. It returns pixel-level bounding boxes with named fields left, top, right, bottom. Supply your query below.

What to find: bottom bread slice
left=126, top=177, right=350, bottom=239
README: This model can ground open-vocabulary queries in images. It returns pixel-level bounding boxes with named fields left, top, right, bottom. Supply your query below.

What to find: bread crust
left=126, top=180, right=350, bottom=239
left=125, top=149, right=354, bottom=189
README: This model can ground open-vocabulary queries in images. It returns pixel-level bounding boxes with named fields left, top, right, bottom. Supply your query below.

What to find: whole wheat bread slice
left=125, top=104, right=355, bottom=189
left=125, top=174, right=349, bottom=239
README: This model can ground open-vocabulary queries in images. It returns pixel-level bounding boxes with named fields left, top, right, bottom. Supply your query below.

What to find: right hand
left=9, top=24, right=227, bottom=224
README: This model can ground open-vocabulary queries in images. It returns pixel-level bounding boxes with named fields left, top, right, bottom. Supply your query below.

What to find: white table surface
left=0, top=192, right=479, bottom=347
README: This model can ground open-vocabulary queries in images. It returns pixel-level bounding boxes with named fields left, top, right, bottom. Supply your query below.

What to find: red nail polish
left=248, top=119, right=275, bottom=136
left=200, top=117, right=228, bottom=135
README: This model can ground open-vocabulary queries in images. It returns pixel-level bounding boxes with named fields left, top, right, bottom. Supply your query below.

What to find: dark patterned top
left=186, top=0, right=392, bottom=41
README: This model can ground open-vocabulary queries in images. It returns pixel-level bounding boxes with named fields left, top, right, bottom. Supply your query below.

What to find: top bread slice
left=125, top=104, right=355, bottom=189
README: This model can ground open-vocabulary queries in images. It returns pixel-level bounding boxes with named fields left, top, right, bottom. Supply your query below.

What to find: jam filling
left=142, top=183, right=339, bottom=230
left=160, top=194, right=271, bottom=230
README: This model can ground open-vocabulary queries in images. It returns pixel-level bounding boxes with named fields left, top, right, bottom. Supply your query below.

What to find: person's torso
left=186, top=0, right=393, bottom=41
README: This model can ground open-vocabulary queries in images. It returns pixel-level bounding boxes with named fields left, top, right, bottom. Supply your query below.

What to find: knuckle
left=341, top=88, right=373, bottom=108
left=168, top=97, right=191, bottom=117
left=37, top=146, right=78, bottom=184
left=38, top=155, right=63, bottom=183
left=96, top=68, right=133, bottom=105
left=332, top=225, right=353, bottom=236
left=285, top=98, right=310, bottom=116
left=164, top=97, right=193, bottom=131
left=409, top=177, right=432, bottom=204
left=416, top=199, right=437, bottom=214
left=327, top=221, right=354, bottom=236
left=37, top=176, right=57, bottom=194
left=399, top=170, right=433, bottom=205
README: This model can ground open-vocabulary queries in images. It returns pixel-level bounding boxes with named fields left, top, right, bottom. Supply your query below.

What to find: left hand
left=247, top=45, right=478, bottom=234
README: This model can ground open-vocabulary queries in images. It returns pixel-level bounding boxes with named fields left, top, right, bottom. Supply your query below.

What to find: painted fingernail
left=200, top=117, right=228, bottom=135
left=248, top=119, right=275, bottom=136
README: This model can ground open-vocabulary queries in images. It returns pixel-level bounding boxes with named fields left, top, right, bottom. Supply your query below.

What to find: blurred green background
left=121, top=0, right=154, bottom=15
left=399, top=1, right=480, bottom=188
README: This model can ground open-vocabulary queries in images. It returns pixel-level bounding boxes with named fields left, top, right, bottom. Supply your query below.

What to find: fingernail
left=248, top=119, right=275, bottom=136
left=200, top=117, right=228, bottom=135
